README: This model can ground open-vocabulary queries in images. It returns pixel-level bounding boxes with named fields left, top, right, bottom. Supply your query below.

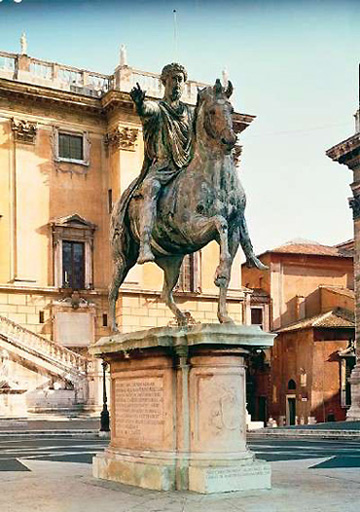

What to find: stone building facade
left=0, top=44, right=253, bottom=416
left=327, top=104, right=360, bottom=420
left=242, top=241, right=355, bottom=424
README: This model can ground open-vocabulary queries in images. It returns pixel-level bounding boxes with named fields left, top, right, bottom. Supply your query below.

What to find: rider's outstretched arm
left=130, top=82, right=159, bottom=118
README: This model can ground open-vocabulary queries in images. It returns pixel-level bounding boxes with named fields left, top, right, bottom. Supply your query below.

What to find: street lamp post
left=100, top=360, right=110, bottom=433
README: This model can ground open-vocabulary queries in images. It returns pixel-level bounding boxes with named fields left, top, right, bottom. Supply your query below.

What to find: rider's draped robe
left=111, top=99, right=194, bottom=246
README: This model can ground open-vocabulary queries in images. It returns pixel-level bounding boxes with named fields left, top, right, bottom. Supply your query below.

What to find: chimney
left=295, top=296, right=306, bottom=321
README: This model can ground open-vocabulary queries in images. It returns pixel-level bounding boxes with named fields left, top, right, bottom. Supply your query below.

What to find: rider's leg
left=137, top=176, right=161, bottom=264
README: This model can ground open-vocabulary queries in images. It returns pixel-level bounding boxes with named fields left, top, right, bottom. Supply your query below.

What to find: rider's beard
left=170, top=87, right=182, bottom=101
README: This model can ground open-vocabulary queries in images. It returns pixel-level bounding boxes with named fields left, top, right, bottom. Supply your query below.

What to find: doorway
left=258, top=396, right=267, bottom=422
left=286, top=395, right=296, bottom=425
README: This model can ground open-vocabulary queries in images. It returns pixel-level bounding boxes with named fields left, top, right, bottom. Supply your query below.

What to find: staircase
left=0, top=315, right=88, bottom=403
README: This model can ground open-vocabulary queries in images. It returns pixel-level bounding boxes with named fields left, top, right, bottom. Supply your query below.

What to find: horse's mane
left=193, top=86, right=213, bottom=138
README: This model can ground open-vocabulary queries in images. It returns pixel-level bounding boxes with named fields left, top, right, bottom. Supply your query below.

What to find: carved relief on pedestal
left=104, top=126, right=138, bottom=152
left=210, top=385, right=242, bottom=432
left=11, top=118, right=37, bottom=144
left=349, top=194, right=360, bottom=220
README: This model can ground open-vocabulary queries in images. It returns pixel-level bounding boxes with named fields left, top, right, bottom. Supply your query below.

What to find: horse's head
left=196, top=79, right=237, bottom=151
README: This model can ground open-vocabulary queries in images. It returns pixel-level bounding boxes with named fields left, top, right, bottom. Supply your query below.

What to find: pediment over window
left=49, top=214, right=96, bottom=231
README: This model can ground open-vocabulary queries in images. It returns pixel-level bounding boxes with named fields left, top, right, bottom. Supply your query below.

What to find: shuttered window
left=59, top=133, right=83, bottom=160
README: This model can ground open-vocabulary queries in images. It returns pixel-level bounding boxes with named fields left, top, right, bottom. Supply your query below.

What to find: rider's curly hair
left=160, top=63, right=188, bottom=85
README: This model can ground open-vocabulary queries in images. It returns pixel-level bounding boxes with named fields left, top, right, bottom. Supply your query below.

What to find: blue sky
left=1, top=0, right=359, bottom=253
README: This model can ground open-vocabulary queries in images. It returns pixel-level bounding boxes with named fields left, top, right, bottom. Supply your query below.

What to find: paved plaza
left=0, top=435, right=359, bottom=512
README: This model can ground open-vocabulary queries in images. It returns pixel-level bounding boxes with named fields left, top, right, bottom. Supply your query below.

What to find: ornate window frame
left=50, top=214, right=96, bottom=290
left=53, top=126, right=90, bottom=166
left=177, top=251, right=202, bottom=293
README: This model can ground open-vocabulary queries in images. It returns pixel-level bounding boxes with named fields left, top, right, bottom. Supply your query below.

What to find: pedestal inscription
left=113, top=377, right=164, bottom=446
left=189, top=460, right=271, bottom=493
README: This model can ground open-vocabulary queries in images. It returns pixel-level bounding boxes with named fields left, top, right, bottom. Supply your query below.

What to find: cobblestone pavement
left=0, top=437, right=359, bottom=512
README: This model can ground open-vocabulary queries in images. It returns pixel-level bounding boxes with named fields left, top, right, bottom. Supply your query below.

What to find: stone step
left=0, top=429, right=99, bottom=438
left=247, top=429, right=360, bottom=439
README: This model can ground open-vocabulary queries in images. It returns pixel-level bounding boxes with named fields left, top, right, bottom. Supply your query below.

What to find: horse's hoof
left=175, top=310, right=197, bottom=326
left=246, top=256, right=268, bottom=271
left=218, top=314, right=235, bottom=324
left=214, top=275, right=227, bottom=288
left=137, top=250, right=155, bottom=265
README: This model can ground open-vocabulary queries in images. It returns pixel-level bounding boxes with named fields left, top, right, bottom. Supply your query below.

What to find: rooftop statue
left=110, top=63, right=265, bottom=331
left=20, top=32, right=27, bottom=55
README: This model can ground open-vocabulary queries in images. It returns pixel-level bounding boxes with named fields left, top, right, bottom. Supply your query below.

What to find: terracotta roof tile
left=276, top=308, right=354, bottom=333
left=271, top=242, right=351, bottom=257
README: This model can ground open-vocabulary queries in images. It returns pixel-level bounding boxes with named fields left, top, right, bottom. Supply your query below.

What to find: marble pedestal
left=90, top=323, right=275, bottom=494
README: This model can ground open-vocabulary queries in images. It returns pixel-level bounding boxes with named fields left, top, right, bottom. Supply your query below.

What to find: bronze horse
left=109, top=79, right=265, bottom=331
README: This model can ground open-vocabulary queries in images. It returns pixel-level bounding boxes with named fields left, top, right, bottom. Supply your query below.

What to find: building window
left=288, top=379, right=296, bottom=390
left=108, top=189, right=113, bottom=213
left=50, top=214, right=96, bottom=290
left=53, top=127, right=90, bottom=165
left=251, top=307, right=263, bottom=328
left=62, top=241, right=85, bottom=289
left=177, top=252, right=201, bottom=293
left=59, top=133, right=84, bottom=161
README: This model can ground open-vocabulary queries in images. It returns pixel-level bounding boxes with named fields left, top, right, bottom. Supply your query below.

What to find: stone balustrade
left=0, top=51, right=111, bottom=97
left=0, top=314, right=87, bottom=376
left=0, top=50, right=207, bottom=104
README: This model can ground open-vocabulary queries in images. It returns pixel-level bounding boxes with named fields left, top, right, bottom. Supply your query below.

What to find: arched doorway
left=286, top=379, right=297, bottom=425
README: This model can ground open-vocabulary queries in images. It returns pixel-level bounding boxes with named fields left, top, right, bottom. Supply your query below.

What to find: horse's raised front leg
left=186, top=214, right=233, bottom=322
left=156, top=256, right=187, bottom=325
left=189, top=214, right=231, bottom=286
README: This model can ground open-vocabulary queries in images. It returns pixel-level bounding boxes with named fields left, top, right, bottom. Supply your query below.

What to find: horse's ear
left=196, top=86, right=206, bottom=105
left=225, top=80, right=233, bottom=98
left=214, top=79, right=223, bottom=97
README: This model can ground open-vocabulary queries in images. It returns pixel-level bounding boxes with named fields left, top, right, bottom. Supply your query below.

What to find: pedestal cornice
left=90, top=323, right=275, bottom=358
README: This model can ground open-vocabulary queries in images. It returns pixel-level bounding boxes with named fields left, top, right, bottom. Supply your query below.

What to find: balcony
left=0, top=50, right=206, bottom=105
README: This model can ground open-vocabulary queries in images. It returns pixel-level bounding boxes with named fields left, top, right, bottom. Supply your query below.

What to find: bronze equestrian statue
left=110, top=63, right=265, bottom=331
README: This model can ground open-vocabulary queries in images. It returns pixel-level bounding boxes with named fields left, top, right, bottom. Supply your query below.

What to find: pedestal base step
left=93, top=453, right=271, bottom=494
left=93, top=453, right=175, bottom=491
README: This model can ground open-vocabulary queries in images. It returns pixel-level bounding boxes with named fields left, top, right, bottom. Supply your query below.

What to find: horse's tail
left=109, top=196, right=139, bottom=331
left=110, top=176, right=140, bottom=261
left=110, top=199, right=136, bottom=263
left=239, top=215, right=268, bottom=271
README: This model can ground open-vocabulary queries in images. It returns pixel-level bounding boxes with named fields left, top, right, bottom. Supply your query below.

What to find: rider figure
left=130, top=63, right=194, bottom=264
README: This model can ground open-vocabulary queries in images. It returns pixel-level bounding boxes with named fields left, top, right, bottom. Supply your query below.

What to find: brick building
left=242, top=240, right=355, bottom=424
